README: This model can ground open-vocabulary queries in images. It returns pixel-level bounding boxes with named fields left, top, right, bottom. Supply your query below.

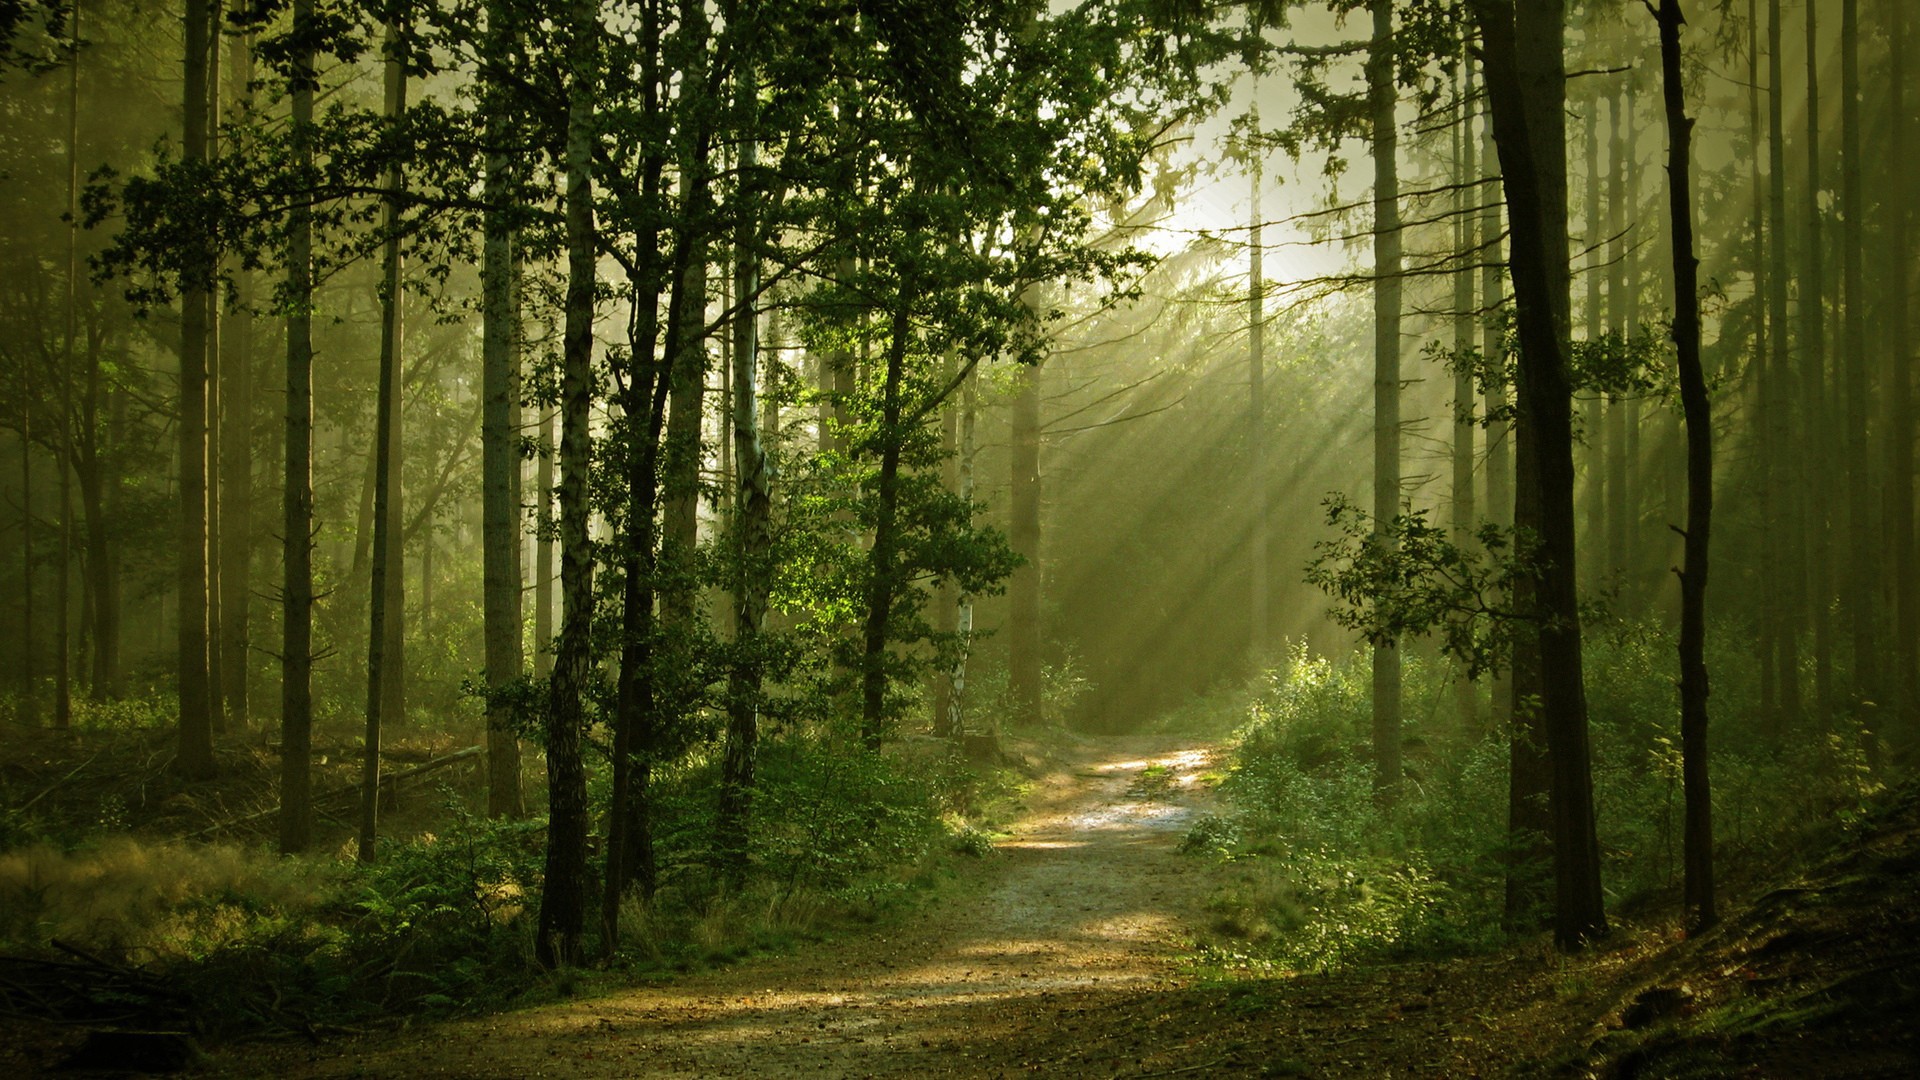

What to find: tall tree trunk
left=1750, top=0, right=1778, bottom=726
left=1605, top=87, right=1629, bottom=595
left=931, top=350, right=961, bottom=738
left=1368, top=0, right=1402, bottom=800
left=537, top=0, right=599, bottom=969
left=860, top=299, right=913, bottom=749
left=279, top=0, right=317, bottom=854
left=219, top=28, right=254, bottom=733
left=175, top=0, right=215, bottom=779
left=1250, top=97, right=1270, bottom=666
left=359, top=12, right=408, bottom=864
left=54, top=0, right=82, bottom=728
left=535, top=406, right=555, bottom=677
left=481, top=0, right=524, bottom=819
left=1581, top=95, right=1604, bottom=592
left=1482, top=86, right=1512, bottom=745
left=1009, top=347, right=1042, bottom=728
left=20, top=329, right=35, bottom=725
left=1473, top=0, right=1608, bottom=950
left=1652, top=0, right=1715, bottom=933
left=91, top=372, right=123, bottom=698
left=1452, top=60, right=1478, bottom=734
left=1827, top=0, right=1873, bottom=730
left=717, top=67, right=770, bottom=869
left=1802, top=0, right=1834, bottom=722
left=1885, top=0, right=1915, bottom=759
left=935, top=364, right=979, bottom=740
left=1766, top=0, right=1803, bottom=736
left=203, top=0, right=223, bottom=736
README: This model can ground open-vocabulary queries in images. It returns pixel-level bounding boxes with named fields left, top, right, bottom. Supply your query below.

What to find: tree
left=1470, top=0, right=1607, bottom=949
left=1800, top=0, right=1833, bottom=718
left=1840, top=0, right=1877, bottom=738
left=278, top=0, right=318, bottom=856
left=1650, top=0, right=1714, bottom=933
left=217, top=27, right=254, bottom=731
left=716, top=21, right=769, bottom=882
left=1764, top=0, right=1802, bottom=736
left=536, top=0, right=598, bottom=970
left=1450, top=53, right=1477, bottom=732
left=175, top=0, right=215, bottom=780
left=358, top=8, right=409, bottom=865
left=1883, top=0, right=1915, bottom=759
left=1367, top=0, right=1403, bottom=801
left=479, top=0, right=524, bottom=820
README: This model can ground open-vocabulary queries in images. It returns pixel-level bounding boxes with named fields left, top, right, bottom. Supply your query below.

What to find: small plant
left=1180, top=814, right=1239, bottom=856
left=1133, top=762, right=1177, bottom=798
left=948, top=824, right=997, bottom=857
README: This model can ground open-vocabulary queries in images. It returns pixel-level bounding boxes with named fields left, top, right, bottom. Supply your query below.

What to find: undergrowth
left=0, top=725, right=1006, bottom=1038
left=1188, top=620, right=1886, bottom=977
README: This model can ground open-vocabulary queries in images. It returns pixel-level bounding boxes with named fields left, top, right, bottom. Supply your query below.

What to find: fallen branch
left=1135, top=1059, right=1229, bottom=1078
left=190, top=745, right=485, bottom=839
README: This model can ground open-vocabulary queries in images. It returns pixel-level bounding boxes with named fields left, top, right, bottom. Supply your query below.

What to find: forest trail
left=230, top=735, right=1226, bottom=1078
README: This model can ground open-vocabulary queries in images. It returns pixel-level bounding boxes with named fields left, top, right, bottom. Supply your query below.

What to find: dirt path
left=231, top=735, right=1224, bottom=1079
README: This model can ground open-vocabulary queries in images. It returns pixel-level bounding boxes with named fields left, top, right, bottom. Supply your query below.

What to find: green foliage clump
left=1202, top=623, right=1889, bottom=976
left=1199, top=643, right=1504, bottom=970
left=0, top=803, right=546, bottom=1035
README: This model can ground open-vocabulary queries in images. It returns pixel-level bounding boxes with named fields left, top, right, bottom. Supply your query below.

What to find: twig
left=17, top=750, right=102, bottom=813
left=190, top=745, right=484, bottom=839
left=1135, top=1059, right=1228, bottom=1078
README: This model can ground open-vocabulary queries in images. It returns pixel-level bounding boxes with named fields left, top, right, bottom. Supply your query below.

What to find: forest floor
left=130, top=734, right=1920, bottom=1077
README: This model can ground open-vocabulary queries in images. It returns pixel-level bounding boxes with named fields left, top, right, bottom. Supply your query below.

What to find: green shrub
left=1207, top=623, right=1885, bottom=975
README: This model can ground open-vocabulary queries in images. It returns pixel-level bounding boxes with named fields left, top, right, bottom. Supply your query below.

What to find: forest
left=0, top=0, right=1916, bottom=1075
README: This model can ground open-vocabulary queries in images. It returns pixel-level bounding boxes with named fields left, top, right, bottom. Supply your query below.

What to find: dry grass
left=0, top=839, right=333, bottom=959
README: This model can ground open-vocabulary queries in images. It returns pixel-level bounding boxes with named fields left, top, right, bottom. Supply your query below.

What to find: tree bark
left=1482, top=82, right=1512, bottom=745
left=1801, top=0, right=1834, bottom=721
left=481, top=0, right=524, bottom=820
left=1651, top=0, right=1715, bottom=933
left=861, top=299, right=913, bottom=749
left=717, top=66, right=770, bottom=869
left=175, top=0, right=215, bottom=780
left=359, top=11, right=408, bottom=864
left=1009, top=346, right=1042, bottom=728
left=1473, top=0, right=1607, bottom=950
left=537, top=0, right=599, bottom=970
left=218, top=29, right=254, bottom=733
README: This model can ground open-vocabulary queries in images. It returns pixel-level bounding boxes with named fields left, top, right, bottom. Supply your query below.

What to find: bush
left=0, top=802, right=548, bottom=1035
left=1205, top=623, right=1887, bottom=975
